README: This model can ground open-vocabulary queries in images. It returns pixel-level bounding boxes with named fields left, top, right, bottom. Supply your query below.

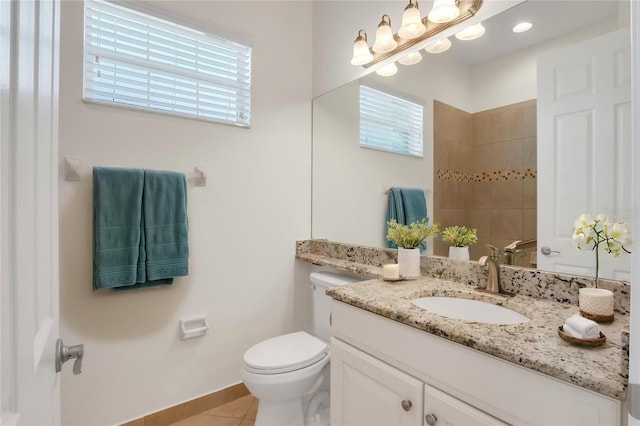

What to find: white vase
left=578, top=288, right=614, bottom=321
left=448, top=246, right=470, bottom=261
left=397, top=247, right=421, bottom=279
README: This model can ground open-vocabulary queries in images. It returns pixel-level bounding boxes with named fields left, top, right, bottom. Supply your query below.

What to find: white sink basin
left=411, top=297, right=529, bottom=325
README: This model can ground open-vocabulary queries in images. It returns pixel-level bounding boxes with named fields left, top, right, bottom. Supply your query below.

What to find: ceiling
left=447, top=0, right=622, bottom=65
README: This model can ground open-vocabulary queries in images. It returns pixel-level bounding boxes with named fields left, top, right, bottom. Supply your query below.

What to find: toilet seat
left=243, top=331, right=328, bottom=374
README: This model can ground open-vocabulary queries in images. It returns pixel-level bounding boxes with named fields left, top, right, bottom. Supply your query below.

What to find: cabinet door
left=331, top=338, right=423, bottom=426
left=424, top=385, right=507, bottom=426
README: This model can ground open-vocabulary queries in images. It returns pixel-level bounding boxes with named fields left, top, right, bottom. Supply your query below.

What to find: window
left=359, top=85, right=424, bottom=157
left=83, top=0, right=252, bottom=127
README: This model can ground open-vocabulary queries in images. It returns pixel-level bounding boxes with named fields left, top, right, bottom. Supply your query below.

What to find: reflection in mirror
left=312, top=0, right=631, bottom=280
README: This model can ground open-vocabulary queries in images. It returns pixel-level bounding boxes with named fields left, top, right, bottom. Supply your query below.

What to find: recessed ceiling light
left=513, top=22, right=533, bottom=33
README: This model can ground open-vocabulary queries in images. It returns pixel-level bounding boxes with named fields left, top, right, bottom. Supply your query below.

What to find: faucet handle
left=486, top=244, right=499, bottom=258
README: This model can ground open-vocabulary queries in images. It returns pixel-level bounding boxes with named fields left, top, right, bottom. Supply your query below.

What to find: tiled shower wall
left=433, top=100, right=537, bottom=265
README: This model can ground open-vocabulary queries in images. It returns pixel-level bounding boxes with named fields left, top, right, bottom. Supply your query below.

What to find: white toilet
left=241, top=271, right=361, bottom=426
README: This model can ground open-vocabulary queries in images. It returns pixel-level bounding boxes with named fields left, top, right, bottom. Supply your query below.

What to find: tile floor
left=169, top=394, right=258, bottom=426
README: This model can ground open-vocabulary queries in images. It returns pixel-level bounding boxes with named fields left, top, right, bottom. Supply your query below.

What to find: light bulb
left=376, top=62, right=398, bottom=77
left=398, top=51, right=423, bottom=65
left=351, top=30, right=374, bottom=66
left=372, top=15, right=398, bottom=54
left=455, top=22, right=485, bottom=41
left=428, top=0, right=460, bottom=24
left=424, top=38, right=452, bottom=54
left=398, top=1, right=426, bottom=40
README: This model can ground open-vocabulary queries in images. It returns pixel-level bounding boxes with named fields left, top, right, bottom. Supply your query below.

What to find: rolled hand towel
left=565, top=313, right=600, bottom=339
left=562, top=323, right=586, bottom=339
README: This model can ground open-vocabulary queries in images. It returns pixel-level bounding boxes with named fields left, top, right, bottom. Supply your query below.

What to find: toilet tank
left=310, top=271, right=363, bottom=342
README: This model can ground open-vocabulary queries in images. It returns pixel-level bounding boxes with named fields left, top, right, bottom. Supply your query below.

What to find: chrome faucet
left=478, top=245, right=501, bottom=294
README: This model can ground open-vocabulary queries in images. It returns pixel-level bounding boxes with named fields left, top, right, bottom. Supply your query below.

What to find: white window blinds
left=84, top=0, right=252, bottom=127
left=359, top=85, right=424, bottom=157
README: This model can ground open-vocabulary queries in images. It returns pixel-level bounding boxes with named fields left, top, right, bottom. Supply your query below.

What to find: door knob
left=55, top=338, right=84, bottom=375
left=540, top=246, right=560, bottom=256
left=425, top=413, right=438, bottom=425
left=401, top=399, right=412, bottom=412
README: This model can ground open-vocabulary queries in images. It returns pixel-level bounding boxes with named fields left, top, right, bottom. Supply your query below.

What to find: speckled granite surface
left=296, top=240, right=630, bottom=400
left=296, top=240, right=630, bottom=313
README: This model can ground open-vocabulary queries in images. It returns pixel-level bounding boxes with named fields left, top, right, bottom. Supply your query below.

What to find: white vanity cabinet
left=331, top=338, right=423, bottom=425
left=330, top=300, right=625, bottom=426
left=423, top=384, right=507, bottom=426
left=331, top=337, right=506, bottom=426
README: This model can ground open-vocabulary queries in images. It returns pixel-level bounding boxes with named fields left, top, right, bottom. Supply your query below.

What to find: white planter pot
left=397, top=247, right=421, bottom=279
left=448, top=246, right=470, bottom=261
left=578, top=287, right=614, bottom=322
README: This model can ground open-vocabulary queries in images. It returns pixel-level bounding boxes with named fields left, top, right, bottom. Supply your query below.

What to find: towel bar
left=63, top=157, right=207, bottom=187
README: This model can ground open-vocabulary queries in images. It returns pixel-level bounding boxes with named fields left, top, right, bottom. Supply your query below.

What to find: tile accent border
left=120, top=383, right=249, bottom=426
left=436, top=168, right=537, bottom=182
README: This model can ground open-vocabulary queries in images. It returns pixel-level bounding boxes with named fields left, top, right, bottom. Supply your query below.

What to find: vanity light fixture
left=398, top=51, right=423, bottom=65
left=376, top=62, right=398, bottom=77
left=350, top=0, right=483, bottom=68
left=455, top=22, right=485, bottom=40
left=512, top=22, right=533, bottom=33
left=428, top=0, right=461, bottom=24
left=398, top=0, right=427, bottom=40
left=424, top=37, right=452, bottom=54
left=351, top=30, right=374, bottom=65
left=372, top=15, right=398, bottom=53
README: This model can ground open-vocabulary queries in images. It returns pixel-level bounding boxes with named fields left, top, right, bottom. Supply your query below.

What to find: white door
left=330, top=338, right=423, bottom=426
left=1, top=1, right=62, bottom=424
left=537, top=28, right=631, bottom=281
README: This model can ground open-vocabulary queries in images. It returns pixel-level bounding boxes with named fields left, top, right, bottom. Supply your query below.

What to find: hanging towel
left=93, top=167, right=189, bottom=291
left=141, top=169, right=189, bottom=283
left=93, top=167, right=145, bottom=290
left=385, top=187, right=429, bottom=251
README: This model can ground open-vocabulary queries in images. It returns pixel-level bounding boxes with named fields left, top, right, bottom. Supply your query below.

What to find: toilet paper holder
left=180, top=315, right=209, bottom=340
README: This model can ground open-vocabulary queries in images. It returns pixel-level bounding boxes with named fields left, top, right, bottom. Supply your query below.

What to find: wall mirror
left=312, top=0, right=631, bottom=281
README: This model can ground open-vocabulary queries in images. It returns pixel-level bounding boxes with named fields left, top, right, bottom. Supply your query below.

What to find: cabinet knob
left=401, top=399, right=412, bottom=412
left=425, top=413, right=438, bottom=426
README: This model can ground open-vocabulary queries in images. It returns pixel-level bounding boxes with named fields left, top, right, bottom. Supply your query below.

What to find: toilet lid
left=243, top=331, right=328, bottom=374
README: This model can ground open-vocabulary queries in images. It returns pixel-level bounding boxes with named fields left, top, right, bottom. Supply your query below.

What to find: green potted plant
left=386, top=218, right=440, bottom=279
left=440, top=226, right=478, bottom=261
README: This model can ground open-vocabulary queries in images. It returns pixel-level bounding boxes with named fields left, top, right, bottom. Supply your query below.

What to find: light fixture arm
left=378, top=14, right=392, bottom=28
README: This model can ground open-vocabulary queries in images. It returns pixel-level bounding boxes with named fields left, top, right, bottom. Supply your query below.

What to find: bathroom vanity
left=296, top=240, right=630, bottom=426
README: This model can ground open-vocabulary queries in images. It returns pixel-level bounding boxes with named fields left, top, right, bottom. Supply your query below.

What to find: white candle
left=383, top=264, right=400, bottom=280
left=579, top=288, right=614, bottom=317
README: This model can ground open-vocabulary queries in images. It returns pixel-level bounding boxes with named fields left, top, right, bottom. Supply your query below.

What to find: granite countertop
left=326, top=276, right=629, bottom=401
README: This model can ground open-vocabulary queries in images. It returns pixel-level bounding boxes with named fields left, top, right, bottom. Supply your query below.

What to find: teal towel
left=93, top=167, right=144, bottom=290
left=385, top=187, right=429, bottom=252
left=142, top=169, right=189, bottom=282
left=93, top=167, right=189, bottom=291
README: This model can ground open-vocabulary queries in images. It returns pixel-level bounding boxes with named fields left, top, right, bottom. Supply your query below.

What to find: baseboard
left=121, top=382, right=249, bottom=426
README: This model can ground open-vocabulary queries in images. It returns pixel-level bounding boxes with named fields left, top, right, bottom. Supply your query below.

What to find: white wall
left=58, top=2, right=313, bottom=425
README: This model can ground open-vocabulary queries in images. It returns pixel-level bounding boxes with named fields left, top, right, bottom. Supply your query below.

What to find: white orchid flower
left=610, top=221, right=631, bottom=245
left=573, top=213, right=632, bottom=285
left=574, top=213, right=594, bottom=229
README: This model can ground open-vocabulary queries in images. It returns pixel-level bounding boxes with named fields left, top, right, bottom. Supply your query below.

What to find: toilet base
left=254, top=398, right=305, bottom=426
